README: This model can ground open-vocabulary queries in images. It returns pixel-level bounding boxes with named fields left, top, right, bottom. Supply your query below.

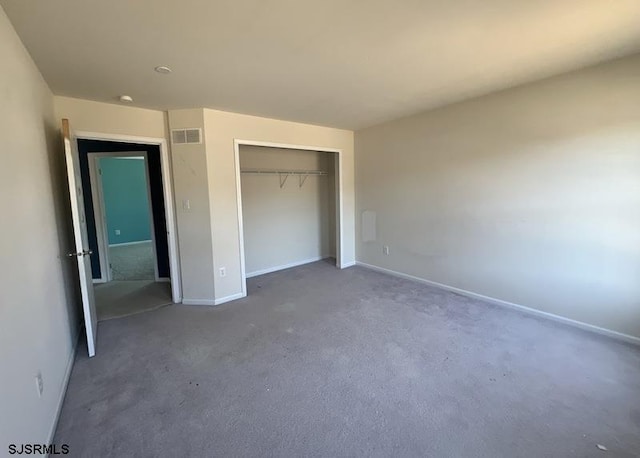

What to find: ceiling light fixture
left=154, top=65, right=172, bottom=74
left=119, top=95, right=133, bottom=103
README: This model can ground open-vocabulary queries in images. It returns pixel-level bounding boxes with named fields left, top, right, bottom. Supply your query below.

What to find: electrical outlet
left=115, top=229, right=121, bottom=236
left=383, top=245, right=390, bottom=255
left=35, top=372, right=43, bottom=398
left=219, top=267, right=226, bottom=278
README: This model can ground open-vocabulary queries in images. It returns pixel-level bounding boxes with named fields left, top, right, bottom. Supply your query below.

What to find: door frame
left=233, top=139, right=345, bottom=298
left=76, top=131, right=182, bottom=303
left=88, top=152, right=161, bottom=283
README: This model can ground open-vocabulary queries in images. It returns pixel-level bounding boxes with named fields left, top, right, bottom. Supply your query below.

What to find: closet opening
left=234, top=141, right=344, bottom=296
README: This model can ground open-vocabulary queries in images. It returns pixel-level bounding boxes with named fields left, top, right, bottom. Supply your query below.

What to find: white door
left=62, top=119, right=98, bottom=357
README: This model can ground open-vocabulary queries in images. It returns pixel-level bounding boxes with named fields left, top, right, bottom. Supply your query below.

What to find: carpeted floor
left=57, top=261, right=640, bottom=457
left=94, top=281, right=173, bottom=321
left=109, top=241, right=155, bottom=280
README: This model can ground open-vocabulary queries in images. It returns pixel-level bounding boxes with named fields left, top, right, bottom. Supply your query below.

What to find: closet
left=239, top=145, right=337, bottom=277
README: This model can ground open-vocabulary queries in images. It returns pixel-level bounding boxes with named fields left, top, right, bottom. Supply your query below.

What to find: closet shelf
left=240, top=169, right=328, bottom=188
left=240, top=169, right=328, bottom=175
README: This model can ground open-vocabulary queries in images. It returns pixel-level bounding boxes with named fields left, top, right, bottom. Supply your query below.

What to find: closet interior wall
left=239, top=145, right=336, bottom=277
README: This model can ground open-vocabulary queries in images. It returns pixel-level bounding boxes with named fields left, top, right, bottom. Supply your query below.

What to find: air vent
left=185, top=128, right=201, bottom=144
left=171, top=128, right=202, bottom=144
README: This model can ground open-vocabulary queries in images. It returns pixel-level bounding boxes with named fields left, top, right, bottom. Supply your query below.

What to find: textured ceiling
left=2, top=0, right=640, bottom=129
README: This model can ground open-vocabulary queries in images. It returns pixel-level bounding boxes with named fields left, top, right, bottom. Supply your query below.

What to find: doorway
left=89, top=152, right=158, bottom=282
left=77, top=135, right=181, bottom=321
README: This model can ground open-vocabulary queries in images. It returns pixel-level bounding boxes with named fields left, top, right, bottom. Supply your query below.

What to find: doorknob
left=67, top=250, right=93, bottom=257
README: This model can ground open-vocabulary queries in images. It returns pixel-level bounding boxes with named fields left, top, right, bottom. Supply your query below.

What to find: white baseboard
left=356, top=262, right=640, bottom=346
left=47, top=332, right=79, bottom=445
left=108, top=240, right=152, bottom=247
left=181, top=298, right=216, bottom=306
left=340, top=261, right=357, bottom=269
left=156, top=277, right=170, bottom=283
left=182, top=292, right=246, bottom=306
left=246, top=256, right=331, bottom=278
left=214, top=292, right=246, bottom=305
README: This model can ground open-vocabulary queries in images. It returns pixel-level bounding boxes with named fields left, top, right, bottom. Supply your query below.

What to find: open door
left=62, top=119, right=98, bottom=357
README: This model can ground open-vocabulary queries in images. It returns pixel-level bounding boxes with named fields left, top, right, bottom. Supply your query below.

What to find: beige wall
left=53, top=98, right=210, bottom=303
left=355, top=55, right=640, bottom=339
left=0, top=6, right=79, bottom=445
left=203, top=109, right=355, bottom=302
left=167, top=109, right=215, bottom=303
left=239, top=146, right=336, bottom=275
left=53, top=99, right=355, bottom=306
left=54, top=96, right=168, bottom=139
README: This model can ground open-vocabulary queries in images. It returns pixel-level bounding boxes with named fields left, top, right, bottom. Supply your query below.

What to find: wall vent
left=171, top=128, right=202, bottom=144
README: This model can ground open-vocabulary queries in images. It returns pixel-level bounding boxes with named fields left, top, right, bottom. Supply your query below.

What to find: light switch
left=183, top=199, right=191, bottom=210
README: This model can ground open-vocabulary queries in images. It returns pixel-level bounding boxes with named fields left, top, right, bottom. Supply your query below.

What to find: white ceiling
left=2, top=0, right=640, bottom=130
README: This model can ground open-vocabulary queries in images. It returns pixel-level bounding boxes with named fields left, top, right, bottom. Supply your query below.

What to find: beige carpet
left=58, top=261, right=640, bottom=456
left=94, top=280, right=172, bottom=321
left=109, top=242, right=155, bottom=281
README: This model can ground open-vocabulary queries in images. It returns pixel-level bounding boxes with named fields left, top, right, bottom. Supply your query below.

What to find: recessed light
left=119, top=95, right=133, bottom=103
left=154, top=65, right=172, bottom=74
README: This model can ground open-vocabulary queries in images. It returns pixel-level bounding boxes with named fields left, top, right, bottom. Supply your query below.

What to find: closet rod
left=240, top=169, right=328, bottom=188
left=240, top=169, right=328, bottom=175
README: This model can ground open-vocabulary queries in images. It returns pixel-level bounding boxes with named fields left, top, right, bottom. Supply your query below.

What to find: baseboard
left=356, top=262, right=640, bottom=346
left=181, top=298, right=216, bottom=306
left=108, top=240, right=152, bottom=247
left=47, top=331, right=79, bottom=446
left=340, top=261, right=357, bottom=269
left=246, top=256, right=331, bottom=278
left=156, top=277, right=170, bottom=283
left=214, top=292, right=246, bottom=305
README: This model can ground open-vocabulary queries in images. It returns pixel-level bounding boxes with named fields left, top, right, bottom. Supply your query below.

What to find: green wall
left=100, top=157, right=152, bottom=244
